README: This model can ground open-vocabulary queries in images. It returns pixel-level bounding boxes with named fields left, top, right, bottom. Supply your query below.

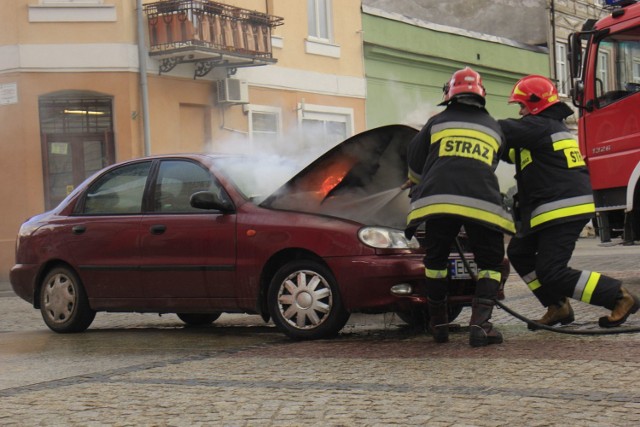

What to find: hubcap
left=42, top=273, right=76, bottom=324
left=277, top=269, right=332, bottom=330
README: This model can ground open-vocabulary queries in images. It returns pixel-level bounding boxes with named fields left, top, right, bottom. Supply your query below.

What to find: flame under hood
left=261, top=125, right=418, bottom=229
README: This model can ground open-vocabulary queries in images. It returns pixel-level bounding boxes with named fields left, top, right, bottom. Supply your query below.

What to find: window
left=597, top=51, right=610, bottom=93
left=82, top=162, right=151, bottom=215
left=298, top=103, right=353, bottom=155
left=594, top=31, right=640, bottom=107
left=154, top=160, right=219, bottom=213
left=307, top=0, right=332, bottom=41
left=244, top=104, right=282, bottom=144
left=556, top=42, right=569, bottom=96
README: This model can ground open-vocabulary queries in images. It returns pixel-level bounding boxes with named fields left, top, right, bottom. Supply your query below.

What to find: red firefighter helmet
left=508, top=75, right=559, bottom=115
left=442, top=67, right=486, bottom=104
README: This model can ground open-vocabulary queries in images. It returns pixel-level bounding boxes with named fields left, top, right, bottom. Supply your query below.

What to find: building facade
left=0, top=0, right=366, bottom=281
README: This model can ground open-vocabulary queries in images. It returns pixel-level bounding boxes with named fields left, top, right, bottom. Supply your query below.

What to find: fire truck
left=568, top=0, right=640, bottom=244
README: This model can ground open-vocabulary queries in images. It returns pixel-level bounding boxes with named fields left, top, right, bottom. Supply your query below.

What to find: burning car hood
left=261, top=125, right=418, bottom=229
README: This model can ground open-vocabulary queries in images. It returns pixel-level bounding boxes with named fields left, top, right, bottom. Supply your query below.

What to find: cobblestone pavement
left=1, top=238, right=640, bottom=426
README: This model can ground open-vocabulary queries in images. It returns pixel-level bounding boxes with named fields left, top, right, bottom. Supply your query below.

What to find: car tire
left=39, top=266, right=96, bottom=333
left=396, top=305, right=464, bottom=330
left=268, top=260, right=350, bottom=340
left=176, top=313, right=221, bottom=326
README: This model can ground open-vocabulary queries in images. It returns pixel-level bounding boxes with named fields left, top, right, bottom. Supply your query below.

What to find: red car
left=10, top=125, right=497, bottom=339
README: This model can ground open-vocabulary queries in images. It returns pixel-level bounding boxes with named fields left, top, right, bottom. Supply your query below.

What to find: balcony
left=143, top=0, right=283, bottom=77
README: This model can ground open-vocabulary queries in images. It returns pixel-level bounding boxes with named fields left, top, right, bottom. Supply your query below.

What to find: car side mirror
left=190, top=191, right=234, bottom=213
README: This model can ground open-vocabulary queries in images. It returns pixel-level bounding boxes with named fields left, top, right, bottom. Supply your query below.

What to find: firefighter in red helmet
left=406, top=67, right=515, bottom=347
left=499, top=75, right=639, bottom=329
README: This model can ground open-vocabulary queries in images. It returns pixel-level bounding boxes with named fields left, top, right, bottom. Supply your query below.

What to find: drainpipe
left=550, top=0, right=557, bottom=83
left=136, top=0, right=152, bottom=156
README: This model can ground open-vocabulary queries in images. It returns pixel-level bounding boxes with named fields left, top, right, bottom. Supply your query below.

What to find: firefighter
left=499, top=75, right=640, bottom=329
left=405, top=67, right=515, bottom=347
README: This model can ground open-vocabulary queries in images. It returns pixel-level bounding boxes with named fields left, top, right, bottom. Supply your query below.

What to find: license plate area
left=450, top=257, right=477, bottom=280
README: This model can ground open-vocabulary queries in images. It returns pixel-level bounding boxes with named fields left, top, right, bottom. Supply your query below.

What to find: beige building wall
left=0, top=0, right=366, bottom=281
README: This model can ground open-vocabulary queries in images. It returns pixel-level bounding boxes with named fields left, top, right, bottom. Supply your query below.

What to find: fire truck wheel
left=267, top=259, right=350, bottom=340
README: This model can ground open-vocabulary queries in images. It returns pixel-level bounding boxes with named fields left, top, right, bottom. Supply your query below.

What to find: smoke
left=205, top=124, right=346, bottom=202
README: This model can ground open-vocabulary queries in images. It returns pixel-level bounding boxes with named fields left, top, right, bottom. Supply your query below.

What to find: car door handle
left=149, top=224, right=166, bottom=235
left=72, top=225, right=86, bottom=235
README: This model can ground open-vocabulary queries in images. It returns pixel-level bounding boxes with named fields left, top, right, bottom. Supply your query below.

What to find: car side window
left=154, top=160, right=221, bottom=213
left=82, top=162, right=151, bottom=214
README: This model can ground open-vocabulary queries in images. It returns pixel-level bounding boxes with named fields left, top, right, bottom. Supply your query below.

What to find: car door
left=139, top=159, right=237, bottom=306
left=66, top=161, right=151, bottom=301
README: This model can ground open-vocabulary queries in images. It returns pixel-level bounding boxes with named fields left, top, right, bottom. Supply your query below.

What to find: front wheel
left=39, top=266, right=95, bottom=333
left=268, top=260, right=350, bottom=340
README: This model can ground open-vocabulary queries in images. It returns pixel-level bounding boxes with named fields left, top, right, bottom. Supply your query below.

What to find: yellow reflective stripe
left=520, top=149, right=532, bottom=169
left=478, top=270, right=501, bottom=281
left=425, top=268, right=448, bottom=279
left=577, top=272, right=600, bottom=303
left=430, top=128, right=500, bottom=152
left=408, top=203, right=516, bottom=234
left=527, top=279, right=542, bottom=291
left=530, top=203, right=596, bottom=228
left=408, top=169, right=421, bottom=184
left=508, top=148, right=516, bottom=163
left=552, top=139, right=579, bottom=151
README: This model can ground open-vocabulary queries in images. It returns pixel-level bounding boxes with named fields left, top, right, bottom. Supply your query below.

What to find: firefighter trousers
left=423, top=217, right=505, bottom=301
left=507, top=219, right=621, bottom=310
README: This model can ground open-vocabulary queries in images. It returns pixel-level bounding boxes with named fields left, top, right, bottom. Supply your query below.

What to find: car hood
left=261, top=124, right=418, bottom=229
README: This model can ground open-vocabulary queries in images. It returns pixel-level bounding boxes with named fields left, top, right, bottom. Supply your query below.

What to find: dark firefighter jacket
left=498, top=102, right=595, bottom=235
left=405, top=101, right=515, bottom=238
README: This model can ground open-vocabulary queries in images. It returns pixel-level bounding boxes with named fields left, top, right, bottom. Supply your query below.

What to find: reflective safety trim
left=431, top=121, right=503, bottom=146
left=478, top=270, right=501, bottom=281
left=408, top=168, right=421, bottom=184
left=408, top=194, right=515, bottom=234
left=552, top=139, right=579, bottom=151
left=527, top=279, right=542, bottom=291
left=425, top=268, right=448, bottom=279
left=522, top=271, right=537, bottom=283
left=573, top=271, right=601, bottom=303
left=530, top=195, right=595, bottom=228
left=431, top=128, right=500, bottom=153
left=552, top=137, right=585, bottom=168
left=551, top=132, right=576, bottom=143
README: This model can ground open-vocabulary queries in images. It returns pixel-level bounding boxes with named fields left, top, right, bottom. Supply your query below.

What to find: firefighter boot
left=469, top=277, right=502, bottom=347
left=427, top=298, right=449, bottom=343
left=527, top=298, right=575, bottom=330
left=599, top=287, right=640, bottom=328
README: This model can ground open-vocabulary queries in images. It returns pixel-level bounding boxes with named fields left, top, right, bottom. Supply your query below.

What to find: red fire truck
left=568, top=0, right=640, bottom=244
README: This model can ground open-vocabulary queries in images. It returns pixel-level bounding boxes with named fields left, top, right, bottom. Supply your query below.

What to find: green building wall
left=363, top=11, right=550, bottom=129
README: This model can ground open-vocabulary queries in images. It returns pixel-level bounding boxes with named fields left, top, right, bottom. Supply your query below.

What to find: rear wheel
left=39, top=266, right=95, bottom=333
left=268, top=260, right=350, bottom=340
left=176, top=313, right=221, bottom=326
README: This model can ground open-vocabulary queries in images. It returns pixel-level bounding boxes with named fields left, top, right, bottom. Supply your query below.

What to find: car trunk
left=261, top=125, right=418, bottom=229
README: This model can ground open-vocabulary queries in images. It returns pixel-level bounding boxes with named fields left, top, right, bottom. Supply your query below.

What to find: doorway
left=39, top=94, right=115, bottom=210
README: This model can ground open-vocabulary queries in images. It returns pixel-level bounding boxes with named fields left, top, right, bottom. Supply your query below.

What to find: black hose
left=494, top=299, right=640, bottom=335
left=453, top=236, right=640, bottom=335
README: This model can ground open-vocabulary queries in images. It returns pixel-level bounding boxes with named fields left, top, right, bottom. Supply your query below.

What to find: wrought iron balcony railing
left=143, top=0, right=283, bottom=77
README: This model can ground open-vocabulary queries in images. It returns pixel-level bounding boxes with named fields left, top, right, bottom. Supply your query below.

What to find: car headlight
left=358, top=227, right=420, bottom=249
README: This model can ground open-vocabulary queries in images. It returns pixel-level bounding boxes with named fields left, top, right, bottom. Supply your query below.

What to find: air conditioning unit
left=216, top=78, right=249, bottom=104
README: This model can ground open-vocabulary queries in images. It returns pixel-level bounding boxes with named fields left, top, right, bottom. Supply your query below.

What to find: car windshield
left=211, top=155, right=305, bottom=203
